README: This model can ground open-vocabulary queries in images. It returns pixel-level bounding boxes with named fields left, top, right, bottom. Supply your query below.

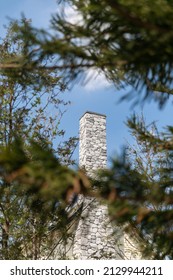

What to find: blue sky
left=0, top=0, right=173, bottom=165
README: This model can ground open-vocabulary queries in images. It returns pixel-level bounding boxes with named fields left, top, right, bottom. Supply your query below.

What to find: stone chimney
left=79, top=111, right=107, bottom=175
left=72, top=111, right=142, bottom=260
left=72, top=112, right=123, bottom=259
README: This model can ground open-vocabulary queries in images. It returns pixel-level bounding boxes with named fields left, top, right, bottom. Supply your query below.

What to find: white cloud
left=62, top=6, right=111, bottom=92
left=82, top=69, right=111, bottom=92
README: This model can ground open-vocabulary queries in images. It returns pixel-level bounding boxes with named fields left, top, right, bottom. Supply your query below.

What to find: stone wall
left=73, top=196, right=124, bottom=259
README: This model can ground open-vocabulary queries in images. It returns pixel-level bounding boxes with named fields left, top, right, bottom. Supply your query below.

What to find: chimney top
left=79, top=111, right=106, bottom=120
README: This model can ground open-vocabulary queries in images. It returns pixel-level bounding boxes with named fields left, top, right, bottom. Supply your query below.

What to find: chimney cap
left=79, top=111, right=106, bottom=120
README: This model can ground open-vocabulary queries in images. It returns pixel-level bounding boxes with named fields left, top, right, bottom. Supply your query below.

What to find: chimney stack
left=79, top=111, right=107, bottom=175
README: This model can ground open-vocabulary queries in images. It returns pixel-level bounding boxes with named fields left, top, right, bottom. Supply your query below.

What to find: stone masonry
left=72, top=111, right=142, bottom=259
left=79, top=111, right=107, bottom=176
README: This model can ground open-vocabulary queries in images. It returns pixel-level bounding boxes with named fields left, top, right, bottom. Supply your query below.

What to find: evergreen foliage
left=94, top=116, right=173, bottom=259
left=0, top=24, right=79, bottom=259
left=0, top=137, right=89, bottom=259
left=1, top=1, right=173, bottom=106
